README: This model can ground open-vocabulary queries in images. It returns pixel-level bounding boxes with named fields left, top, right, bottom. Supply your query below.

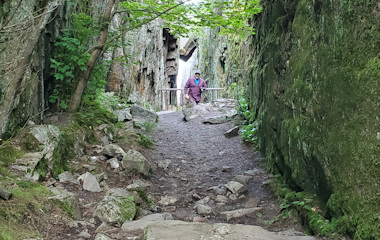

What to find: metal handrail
left=158, top=88, right=224, bottom=110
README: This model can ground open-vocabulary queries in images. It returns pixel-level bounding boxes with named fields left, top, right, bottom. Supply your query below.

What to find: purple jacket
left=184, top=77, right=207, bottom=101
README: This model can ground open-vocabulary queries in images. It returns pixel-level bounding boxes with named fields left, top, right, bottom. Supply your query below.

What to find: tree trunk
left=68, top=0, right=116, bottom=112
left=0, top=0, right=57, bottom=139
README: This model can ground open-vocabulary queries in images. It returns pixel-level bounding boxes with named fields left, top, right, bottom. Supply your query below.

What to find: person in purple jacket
left=184, top=70, right=207, bottom=105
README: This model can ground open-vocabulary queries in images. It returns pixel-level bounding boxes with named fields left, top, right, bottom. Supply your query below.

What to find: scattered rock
left=81, top=172, right=102, bottom=192
left=182, top=104, right=210, bottom=121
left=130, top=105, right=158, bottom=122
left=193, top=216, right=208, bottom=223
left=214, top=186, right=227, bottom=195
left=94, top=172, right=106, bottom=182
left=222, top=166, right=233, bottom=173
left=157, top=159, right=171, bottom=170
left=94, top=233, right=115, bottom=240
left=196, top=204, right=213, bottom=215
left=215, top=195, right=229, bottom=203
left=196, top=196, right=210, bottom=205
left=106, top=188, right=133, bottom=198
left=127, top=179, right=152, bottom=189
left=122, top=149, right=152, bottom=176
left=244, top=169, right=260, bottom=176
left=158, top=196, right=177, bottom=206
left=232, top=175, right=252, bottom=185
left=228, top=194, right=237, bottom=201
left=93, top=191, right=136, bottom=225
left=101, top=136, right=109, bottom=145
left=220, top=208, right=262, bottom=221
left=202, top=115, right=229, bottom=124
left=78, top=231, right=91, bottom=239
left=121, top=213, right=173, bottom=231
left=14, top=152, right=43, bottom=175
left=83, top=164, right=96, bottom=172
left=117, top=108, right=132, bottom=122
left=95, top=222, right=114, bottom=233
left=245, top=197, right=260, bottom=208
left=58, top=171, right=75, bottom=183
left=224, top=126, right=240, bottom=138
left=0, top=186, right=12, bottom=200
left=48, top=187, right=81, bottom=219
left=192, top=193, right=202, bottom=200
left=25, top=171, right=40, bottom=181
left=108, top=158, right=120, bottom=169
left=102, top=144, right=126, bottom=160
left=225, top=181, right=247, bottom=194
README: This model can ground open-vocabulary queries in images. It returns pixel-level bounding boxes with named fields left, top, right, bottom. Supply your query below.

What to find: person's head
left=194, top=70, right=201, bottom=79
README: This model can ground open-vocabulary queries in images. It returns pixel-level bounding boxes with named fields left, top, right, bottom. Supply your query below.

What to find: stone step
left=144, top=220, right=315, bottom=240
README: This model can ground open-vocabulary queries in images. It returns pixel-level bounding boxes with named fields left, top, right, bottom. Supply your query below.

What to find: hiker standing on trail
left=184, top=70, right=207, bottom=105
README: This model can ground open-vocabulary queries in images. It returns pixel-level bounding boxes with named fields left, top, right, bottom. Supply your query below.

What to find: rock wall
left=0, top=0, right=68, bottom=137
left=109, top=24, right=178, bottom=110
left=0, top=0, right=179, bottom=136
left=198, top=0, right=380, bottom=238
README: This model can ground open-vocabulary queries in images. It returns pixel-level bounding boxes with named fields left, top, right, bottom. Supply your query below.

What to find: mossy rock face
left=94, top=195, right=136, bottom=226
left=221, top=0, right=380, bottom=238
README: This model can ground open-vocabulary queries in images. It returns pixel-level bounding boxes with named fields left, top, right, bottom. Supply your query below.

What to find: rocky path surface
left=19, top=102, right=317, bottom=240
left=139, top=110, right=316, bottom=239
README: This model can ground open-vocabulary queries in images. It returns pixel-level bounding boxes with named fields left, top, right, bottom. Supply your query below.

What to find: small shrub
left=138, top=134, right=155, bottom=149
left=142, top=121, right=157, bottom=133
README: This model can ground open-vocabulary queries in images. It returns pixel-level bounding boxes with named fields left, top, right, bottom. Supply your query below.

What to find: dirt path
left=142, top=111, right=304, bottom=232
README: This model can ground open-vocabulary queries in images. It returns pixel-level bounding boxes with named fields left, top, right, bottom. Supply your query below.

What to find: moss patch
left=0, top=180, right=51, bottom=240
left=0, top=145, right=24, bottom=178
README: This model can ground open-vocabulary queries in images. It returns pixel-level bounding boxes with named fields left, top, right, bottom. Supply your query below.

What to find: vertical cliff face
left=0, top=0, right=179, bottom=135
left=198, top=28, right=228, bottom=89
left=0, top=0, right=68, bottom=136
left=107, top=17, right=179, bottom=110
left=198, top=0, right=379, bottom=238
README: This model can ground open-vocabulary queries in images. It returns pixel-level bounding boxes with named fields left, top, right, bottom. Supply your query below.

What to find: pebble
left=222, top=166, right=233, bottom=172
left=196, top=204, right=213, bottom=215
left=245, top=197, right=260, bottom=208
left=78, top=231, right=91, bottom=239
left=193, top=216, right=208, bottom=223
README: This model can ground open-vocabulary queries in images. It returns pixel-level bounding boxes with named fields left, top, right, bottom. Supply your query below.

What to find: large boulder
left=80, top=172, right=102, bottom=192
left=117, top=108, right=132, bottom=122
left=212, top=99, right=238, bottom=109
left=15, top=125, right=61, bottom=177
left=93, top=188, right=136, bottom=225
left=182, top=103, right=210, bottom=121
left=130, top=105, right=158, bottom=122
left=122, top=149, right=152, bottom=176
left=144, top=221, right=315, bottom=240
left=121, top=213, right=173, bottom=231
left=102, top=144, right=126, bottom=160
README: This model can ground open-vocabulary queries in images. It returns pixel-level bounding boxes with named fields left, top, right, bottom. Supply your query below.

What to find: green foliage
left=141, top=121, right=157, bottom=133
left=0, top=146, right=24, bottom=178
left=269, top=175, right=349, bottom=238
left=0, top=181, right=50, bottom=240
left=51, top=130, right=76, bottom=178
left=238, top=97, right=257, bottom=142
left=138, top=134, right=155, bottom=149
left=75, top=103, right=118, bottom=127
left=33, top=156, right=48, bottom=180
left=49, top=13, right=108, bottom=110
left=118, top=0, right=262, bottom=38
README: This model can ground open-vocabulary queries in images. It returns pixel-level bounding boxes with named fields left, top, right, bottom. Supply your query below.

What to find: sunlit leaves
left=117, top=0, right=262, bottom=38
